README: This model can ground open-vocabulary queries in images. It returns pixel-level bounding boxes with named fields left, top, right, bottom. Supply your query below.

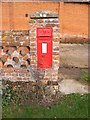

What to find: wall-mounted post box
left=30, top=10, right=60, bottom=87
left=37, top=28, right=53, bottom=69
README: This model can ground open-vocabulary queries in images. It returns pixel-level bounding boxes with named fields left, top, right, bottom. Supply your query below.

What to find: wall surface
left=29, top=11, right=60, bottom=86
left=0, top=2, right=2, bottom=31
left=88, top=4, right=90, bottom=36
left=1, top=2, right=89, bottom=37
left=2, top=2, right=59, bottom=30
left=59, top=2, right=88, bottom=36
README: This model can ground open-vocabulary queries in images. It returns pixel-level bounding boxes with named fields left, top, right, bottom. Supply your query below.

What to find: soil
left=59, top=65, right=88, bottom=82
left=2, top=80, right=66, bottom=107
left=59, top=44, right=88, bottom=68
left=59, top=44, right=88, bottom=83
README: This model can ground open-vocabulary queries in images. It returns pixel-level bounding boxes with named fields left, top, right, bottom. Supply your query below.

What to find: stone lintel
left=30, top=10, right=58, bottom=19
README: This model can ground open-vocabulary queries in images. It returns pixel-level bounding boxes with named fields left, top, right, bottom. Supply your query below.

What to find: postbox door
left=37, top=37, right=52, bottom=69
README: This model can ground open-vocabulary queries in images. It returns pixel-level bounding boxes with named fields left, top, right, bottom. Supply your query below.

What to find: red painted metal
left=37, top=28, right=52, bottom=37
left=37, top=28, right=52, bottom=69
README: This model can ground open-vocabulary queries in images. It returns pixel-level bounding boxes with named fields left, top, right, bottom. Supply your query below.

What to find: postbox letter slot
left=42, top=42, right=47, bottom=53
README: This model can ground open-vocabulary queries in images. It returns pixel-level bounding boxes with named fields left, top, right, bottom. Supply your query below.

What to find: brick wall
left=59, top=2, right=88, bottom=43
left=2, top=2, right=59, bottom=30
left=0, top=2, right=2, bottom=30
left=1, top=2, right=89, bottom=38
left=0, top=30, right=35, bottom=82
left=29, top=11, right=60, bottom=88
left=89, top=4, right=90, bottom=37
left=1, top=14, right=59, bottom=90
left=59, top=2, right=88, bottom=38
left=1, top=68, right=32, bottom=81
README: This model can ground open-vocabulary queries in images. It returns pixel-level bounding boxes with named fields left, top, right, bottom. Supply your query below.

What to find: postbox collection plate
left=37, top=28, right=52, bottom=69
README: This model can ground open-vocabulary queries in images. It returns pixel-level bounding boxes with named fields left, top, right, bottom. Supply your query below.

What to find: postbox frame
left=37, top=28, right=53, bottom=69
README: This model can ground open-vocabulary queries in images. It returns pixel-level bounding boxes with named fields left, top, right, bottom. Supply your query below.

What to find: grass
left=3, top=94, right=88, bottom=118
left=80, top=69, right=90, bottom=82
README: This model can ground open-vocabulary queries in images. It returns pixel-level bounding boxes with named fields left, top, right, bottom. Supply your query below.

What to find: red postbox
left=37, top=28, right=52, bottom=69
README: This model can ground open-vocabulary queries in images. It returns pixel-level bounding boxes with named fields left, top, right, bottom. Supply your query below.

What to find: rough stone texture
left=0, top=30, right=33, bottom=82
left=30, top=10, right=58, bottom=19
left=29, top=10, right=60, bottom=87
left=1, top=68, right=35, bottom=82
left=2, top=30, right=29, bottom=46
